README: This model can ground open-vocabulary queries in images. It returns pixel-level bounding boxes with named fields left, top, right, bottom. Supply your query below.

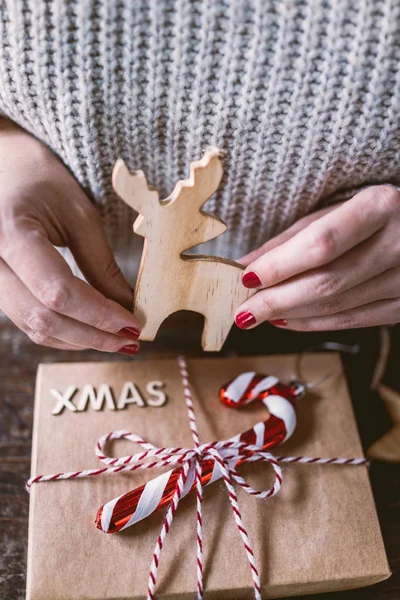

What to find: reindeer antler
left=165, top=148, right=227, bottom=251
left=112, top=158, right=159, bottom=214
left=167, top=148, right=223, bottom=208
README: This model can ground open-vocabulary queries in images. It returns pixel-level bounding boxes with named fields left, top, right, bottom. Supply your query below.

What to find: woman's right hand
left=0, top=118, right=141, bottom=354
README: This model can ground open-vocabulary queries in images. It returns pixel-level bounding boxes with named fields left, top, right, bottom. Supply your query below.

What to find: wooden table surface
left=1, top=314, right=399, bottom=600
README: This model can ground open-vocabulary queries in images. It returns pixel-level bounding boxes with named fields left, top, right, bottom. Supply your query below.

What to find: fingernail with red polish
left=269, top=319, right=287, bottom=327
left=118, top=344, right=140, bottom=355
left=117, top=327, right=140, bottom=341
left=235, top=311, right=257, bottom=329
left=242, top=271, right=262, bottom=288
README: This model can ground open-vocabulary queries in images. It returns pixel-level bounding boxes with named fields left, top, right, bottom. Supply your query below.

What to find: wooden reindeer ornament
left=112, top=148, right=255, bottom=351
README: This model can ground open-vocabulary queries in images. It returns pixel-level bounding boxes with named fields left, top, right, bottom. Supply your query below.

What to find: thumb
left=67, top=203, right=134, bottom=310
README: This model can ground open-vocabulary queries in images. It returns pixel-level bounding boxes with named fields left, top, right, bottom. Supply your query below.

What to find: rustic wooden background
left=1, top=314, right=399, bottom=600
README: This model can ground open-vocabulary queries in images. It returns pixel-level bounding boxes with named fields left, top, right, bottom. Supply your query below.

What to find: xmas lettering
left=51, top=381, right=167, bottom=415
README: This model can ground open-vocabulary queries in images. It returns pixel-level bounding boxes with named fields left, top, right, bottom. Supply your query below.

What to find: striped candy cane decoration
left=96, top=373, right=304, bottom=534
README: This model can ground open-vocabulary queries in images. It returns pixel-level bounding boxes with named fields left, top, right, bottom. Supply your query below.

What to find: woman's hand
left=236, top=185, right=400, bottom=331
left=0, top=118, right=140, bottom=353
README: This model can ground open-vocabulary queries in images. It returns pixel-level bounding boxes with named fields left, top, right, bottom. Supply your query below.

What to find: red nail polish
left=117, top=327, right=140, bottom=341
left=118, top=344, right=140, bottom=355
left=269, top=319, right=287, bottom=327
left=235, top=311, right=257, bottom=329
left=242, top=271, right=262, bottom=288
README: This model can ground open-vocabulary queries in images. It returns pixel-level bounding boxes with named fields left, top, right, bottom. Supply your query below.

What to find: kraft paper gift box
left=27, top=354, right=390, bottom=600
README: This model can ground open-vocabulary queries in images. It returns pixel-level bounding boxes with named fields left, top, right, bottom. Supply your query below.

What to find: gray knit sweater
left=1, top=1, right=400, bottom=281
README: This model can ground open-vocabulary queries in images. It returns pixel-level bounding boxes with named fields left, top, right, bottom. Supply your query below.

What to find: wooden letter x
left=51, top=386, right=78, bottom=415
left=112, top=149, right=255, bottom=351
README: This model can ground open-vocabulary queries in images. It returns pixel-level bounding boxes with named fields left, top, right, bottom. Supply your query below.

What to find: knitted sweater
left=1, top=1, right=400, bottom=282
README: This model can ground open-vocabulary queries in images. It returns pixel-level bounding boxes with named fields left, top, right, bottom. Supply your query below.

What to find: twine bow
left=94, top=355, right=284, bottom=600
left=27, top=356, right=369, bottom=600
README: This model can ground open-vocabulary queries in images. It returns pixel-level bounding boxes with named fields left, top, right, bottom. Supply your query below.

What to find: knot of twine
left=27, top=356, right=369, bottom=600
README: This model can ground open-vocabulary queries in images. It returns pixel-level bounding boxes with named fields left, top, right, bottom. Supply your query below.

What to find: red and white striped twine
left=27, top=356, right=369, bottom=600
left=177, top=355, right=204, bottom=599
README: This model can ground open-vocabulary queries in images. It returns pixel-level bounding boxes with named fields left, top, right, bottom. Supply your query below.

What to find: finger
left=34, top=337, right=84, bottom=351
left=274, top=267, right=400, bottom=319
left=281, top=299, right=400, bottom=331
left=240, top=204, right=340, bottom=266
left=236, top=230, right=392, bottom=326
left=65, top=199, right=133, bottom=309
left=1, top=227, right=141, bottom=337
left=0, top=258, right=140, bottom=354
left=242, top=186, right=391, bottom=289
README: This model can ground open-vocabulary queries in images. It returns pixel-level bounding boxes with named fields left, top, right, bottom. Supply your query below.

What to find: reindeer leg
left=200, top=265, right=251, bottom=351
left=201, top=310, right=234, bottom=352
left=138, top=314, right=169, bottom=342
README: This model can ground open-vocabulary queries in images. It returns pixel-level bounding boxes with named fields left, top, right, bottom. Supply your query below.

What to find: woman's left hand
left=236, top=185, right=400, bottom=331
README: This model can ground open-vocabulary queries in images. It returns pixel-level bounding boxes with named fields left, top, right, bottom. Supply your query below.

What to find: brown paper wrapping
left=27, top=354, right=390, bottom=599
